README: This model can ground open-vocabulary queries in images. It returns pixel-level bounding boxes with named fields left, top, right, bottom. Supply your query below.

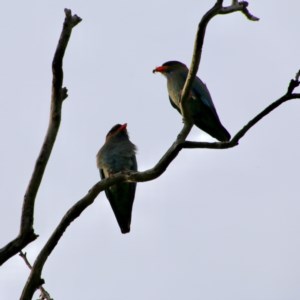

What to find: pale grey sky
left=1, top=1, right=300, bottom=299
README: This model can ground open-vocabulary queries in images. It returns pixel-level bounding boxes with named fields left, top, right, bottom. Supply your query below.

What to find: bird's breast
left=167, top=81, right=181, bottom=108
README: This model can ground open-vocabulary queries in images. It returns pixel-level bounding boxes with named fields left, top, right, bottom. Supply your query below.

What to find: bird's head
left=153, top=61, right=187, bottom=76
left=105, top=123, right=128, bottom=141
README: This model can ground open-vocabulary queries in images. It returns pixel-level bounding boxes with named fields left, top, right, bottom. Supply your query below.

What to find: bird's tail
left=106, top=182, right=135, bottom=234
left=213, top=125, right=231, bottom=142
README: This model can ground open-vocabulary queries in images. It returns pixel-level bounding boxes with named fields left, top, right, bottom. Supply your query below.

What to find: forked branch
left=19, top=1, right=299, bottom=299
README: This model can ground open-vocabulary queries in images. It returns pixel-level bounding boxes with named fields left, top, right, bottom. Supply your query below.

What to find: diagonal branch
left=182, top=71, right=300, bottom=149
left=20, top=122, right=192, bottom=299
left=183, top=93, right=300, bottom=149
left=0, top=9, right=82, bottom=266
left=20, top=175, right=126, bottom=299
left=21, top=73, right=300, bottom=299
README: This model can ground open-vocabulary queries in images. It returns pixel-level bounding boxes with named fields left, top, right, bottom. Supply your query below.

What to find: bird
left=96, top=123, right=137, bottom=234
left=153, top=60, right=231, bottom=142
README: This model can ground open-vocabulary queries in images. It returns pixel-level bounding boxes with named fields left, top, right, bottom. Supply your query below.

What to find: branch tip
left=295, top=70, right=300, bottom=82
left=64, top=8, right=82, bottom=26
left=287, top=70, right=300, bottom=94
left=219, top=1, right=259, bottom=21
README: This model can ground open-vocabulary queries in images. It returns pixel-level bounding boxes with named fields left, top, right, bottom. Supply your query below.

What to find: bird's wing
left=193, top=77, right=219, bottom=116
left=190, top=81, right=231, bottom=141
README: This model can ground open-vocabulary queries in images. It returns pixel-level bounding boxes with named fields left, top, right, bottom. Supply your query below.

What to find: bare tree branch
left=183, top=94, right=300, bottom=149
left=0, top=9, right=81, bottom=266
left=20, top=176, right=123, bottom=299
left=21, top=74, right=300, bottom=299
left=19, top=252, right=53, bottom=300
left=183, top=72, right=300, bottom=149
left=20, top=122, right=192, bottom=299
left=180, top=0, right=258, bottom=117
left=19, top=2, right=298, bottom=299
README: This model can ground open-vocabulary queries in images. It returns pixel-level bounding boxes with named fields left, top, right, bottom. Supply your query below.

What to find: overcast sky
left=1, top=1, right=300, bottom=299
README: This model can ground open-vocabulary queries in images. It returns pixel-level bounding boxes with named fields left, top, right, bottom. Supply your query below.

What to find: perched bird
left=153, top=61, right=231, bottom=142
left=96, top=123, right=137, bottom=234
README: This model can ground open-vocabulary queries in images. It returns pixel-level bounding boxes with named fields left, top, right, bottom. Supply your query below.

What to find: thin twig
left=19, top=252, right=53, bottom=300
left=287, top=70, right=300, bottom=94
left=220, top=1, right=259, bottom=21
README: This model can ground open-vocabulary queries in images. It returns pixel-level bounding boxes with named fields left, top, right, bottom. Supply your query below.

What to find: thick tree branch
left=0, top=9, right=82, bottom=266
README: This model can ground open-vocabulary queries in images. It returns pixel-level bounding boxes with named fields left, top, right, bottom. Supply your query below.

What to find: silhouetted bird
left=96, top=123, right=137, bottom=233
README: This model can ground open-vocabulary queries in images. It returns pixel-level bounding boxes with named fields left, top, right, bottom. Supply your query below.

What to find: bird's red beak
left=119, top=123, right=127, bottom=131
left=153, top=66, right=167, bottom=73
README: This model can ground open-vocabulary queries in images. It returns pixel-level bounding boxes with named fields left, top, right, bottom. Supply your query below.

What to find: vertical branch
left=181, top=1, right=223, bottom=107
left=0, top=10, right=81, bottom=266
left=21, top=8, right=81, bottom=236
left=19, top=10, right=81, bottom=299
left=180, top=0, right=258, bottom=115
